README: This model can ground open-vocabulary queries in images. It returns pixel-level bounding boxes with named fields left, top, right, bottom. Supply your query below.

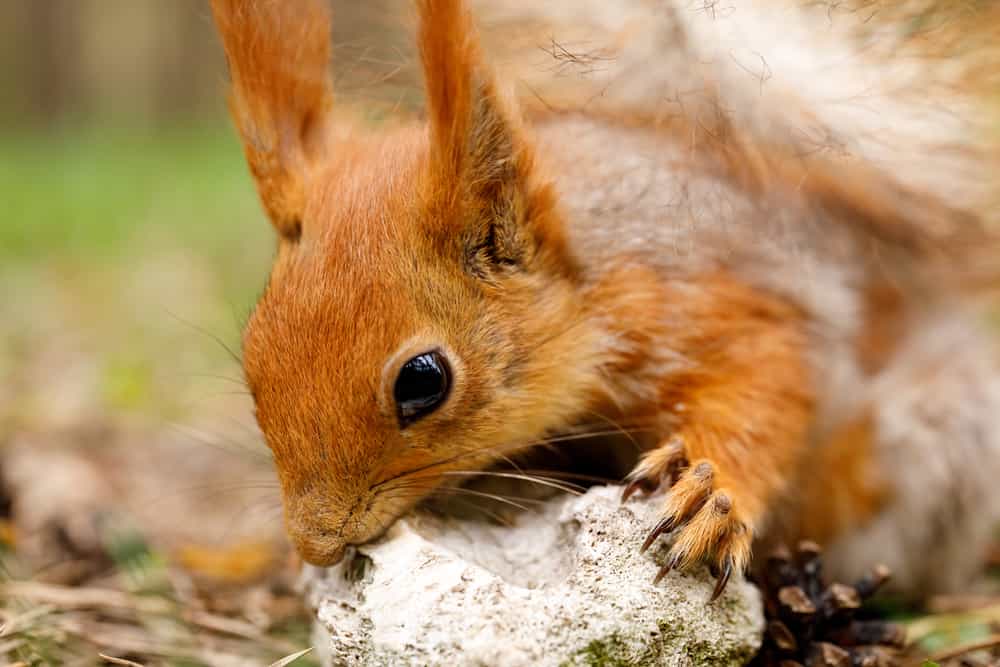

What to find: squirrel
left=210, top=0, right=1000, bottom=599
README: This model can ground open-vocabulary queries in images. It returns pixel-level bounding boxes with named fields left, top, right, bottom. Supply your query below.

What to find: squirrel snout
left=298, top=541, right=346, bottom=567
left=284, top=505, right=357, bottom=567
left=288, top=523, right=348, bottom=567
left=284, top=492, right=381, bottom=567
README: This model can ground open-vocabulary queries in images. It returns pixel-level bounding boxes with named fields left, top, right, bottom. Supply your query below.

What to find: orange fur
left=213, top=0, right=999, bottom=595
left=623, top=273, right=815, bottom=576
left=855, top=281, right=909, bottom=376
left=791, top=415, right=890, bottom=547
left=417, top=0, right=477, bottom=179
left=210, top=0, right=334, bottom=238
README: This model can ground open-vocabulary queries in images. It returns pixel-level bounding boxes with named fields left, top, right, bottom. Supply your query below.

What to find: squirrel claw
left=622, top=477, right=658, bottom=503
left=710, top=558, right=734, bottom=602
left=640, top=515, right=678, bottom=553
left=622, top=437, right=688, bottom=503
left=653, top=551, right=683, bottom=584
left=637, top=459, right=752, bottom=600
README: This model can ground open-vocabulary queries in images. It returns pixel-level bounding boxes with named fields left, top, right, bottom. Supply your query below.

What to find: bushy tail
left=474, top=0, right=1000, bottom=294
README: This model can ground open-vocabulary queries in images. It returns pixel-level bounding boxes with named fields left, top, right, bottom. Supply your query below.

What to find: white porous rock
left=302, top=485, right=764, bottom=666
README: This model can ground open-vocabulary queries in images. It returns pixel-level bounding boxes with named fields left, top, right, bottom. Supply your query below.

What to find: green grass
left=0, top=123, right=274, bottom=303
left=0, top=123, right=275, bottom=419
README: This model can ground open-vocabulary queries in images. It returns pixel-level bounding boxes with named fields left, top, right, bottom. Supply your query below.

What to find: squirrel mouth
left=324, top=545, right=347, bottom=566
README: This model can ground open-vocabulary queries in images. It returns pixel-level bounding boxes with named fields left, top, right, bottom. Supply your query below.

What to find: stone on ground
left=303, top=485, right=763, bottom=667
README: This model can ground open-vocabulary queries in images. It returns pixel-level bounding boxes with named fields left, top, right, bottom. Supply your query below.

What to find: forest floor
left=1, top=126, right=315, bottom=667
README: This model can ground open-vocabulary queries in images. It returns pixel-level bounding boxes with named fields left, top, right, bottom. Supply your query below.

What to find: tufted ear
left=417, top=0, right=541, bottom=267
left=211, top=0, right=334, bottom=240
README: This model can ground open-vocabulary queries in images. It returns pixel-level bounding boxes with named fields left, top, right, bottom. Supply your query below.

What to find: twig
left=58, top=615, right=249, bottom=665
left=182, top=609, right=300, bottom=653
left=927, top=594, right=1000, bottom=614
left=1, top=581, right=172, bottom=615
left=269, top=647, right=313, bottom=667
left=915, top=634, right=1000, bottom=665
left=0, top=604, right=55, bottom=636
left=99, top=654, right=145, bottom=667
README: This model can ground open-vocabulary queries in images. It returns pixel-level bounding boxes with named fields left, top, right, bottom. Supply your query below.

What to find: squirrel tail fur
left=477, top=0, right=1000, bottom=297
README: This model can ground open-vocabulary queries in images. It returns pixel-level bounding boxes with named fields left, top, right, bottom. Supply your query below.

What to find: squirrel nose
left=293, top=533, right=347, bottom=567
left=283, top=490, right=373, bottom=566
left=285, top=515, right=350, bottom=566
left=313, top=544, right=346, bottom=567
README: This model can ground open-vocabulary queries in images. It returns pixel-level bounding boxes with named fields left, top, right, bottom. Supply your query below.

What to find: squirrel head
left=213, top=0, right=605, bottom=565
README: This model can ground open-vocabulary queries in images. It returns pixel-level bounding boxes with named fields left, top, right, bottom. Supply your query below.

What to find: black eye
left=394, top=350, right=451, bottom=426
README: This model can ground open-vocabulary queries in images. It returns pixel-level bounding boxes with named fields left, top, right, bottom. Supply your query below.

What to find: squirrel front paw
left=621, top=437, right=688, bottom=502
left=625, top=454, right=752, bottom=601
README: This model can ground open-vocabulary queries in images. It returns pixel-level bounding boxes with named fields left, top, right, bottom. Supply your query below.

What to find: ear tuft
left=416, top=1, right=577, bottom=278
left=211, top=0, right=334, bottom=239
left=417, top=0, right=477, bottom=177
left=418, top=1, right=526, bottom=191
left=418, top=2, right=536, bottom=248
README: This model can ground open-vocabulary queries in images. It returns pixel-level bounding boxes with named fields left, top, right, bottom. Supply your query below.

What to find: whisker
left=578, top=408, right=647, bottom=452
left=219, top=412, right=267, bottom=443
left=167, top=422, right=272, bottom=461
left=186, top=389, right=254, bottom=400
left=370, top=445, right=508, bottom=491
left=207, top=496, right=286, bottom=544
left=381, top=480, right=558, bottom=514
left=371, top=423, right=654, bottom=491
left=225, top=295, right=255, bottom=338
left=438, top=471, right=584, bottom=495
left=165, top=309, right=243, bottom=366
left=170, top=372, right=248, bottom=388
left=438, top=497, right=515, bottom=527
left=496, top=452, right=525, bottom=472
left=521, top=424, right=657, bottom=449
left=135, top=481, right=281, bottom=511
left=439, top=487, right=547, bottom=510
left=513, top=468, right=621, bottom=484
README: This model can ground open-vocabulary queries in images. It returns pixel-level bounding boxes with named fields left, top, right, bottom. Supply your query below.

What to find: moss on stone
left=564, top=634, right=636, bottom=666
left=682, top=636, right=758, bottom=666
left=564, top=619, right=757, bottom=667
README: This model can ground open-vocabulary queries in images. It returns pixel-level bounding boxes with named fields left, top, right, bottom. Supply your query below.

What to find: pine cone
left=751, top=541, right=906, bottom=667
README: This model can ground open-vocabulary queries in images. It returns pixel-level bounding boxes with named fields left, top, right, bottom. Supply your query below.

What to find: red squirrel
left=210, top=0, right=1000, bottom=598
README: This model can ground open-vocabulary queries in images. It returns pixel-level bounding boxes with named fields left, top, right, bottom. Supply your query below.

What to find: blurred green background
left=0, top=1, right=417, bottom=429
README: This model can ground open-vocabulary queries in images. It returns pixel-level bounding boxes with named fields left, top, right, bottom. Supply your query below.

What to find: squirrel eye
left=394, top=350, right=451, bottom=427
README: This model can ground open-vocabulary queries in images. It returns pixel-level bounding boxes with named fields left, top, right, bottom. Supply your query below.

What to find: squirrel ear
left=211, top=0, right=334, bottom=240
left=418, top=1, right=571, bottom=274
left=418, top=0, right=527, bottom=220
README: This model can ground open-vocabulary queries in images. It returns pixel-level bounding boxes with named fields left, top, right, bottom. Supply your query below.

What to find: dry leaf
left=0, top=520, right=15, bottom=549
left=176, top=541, right=278, bottom=584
